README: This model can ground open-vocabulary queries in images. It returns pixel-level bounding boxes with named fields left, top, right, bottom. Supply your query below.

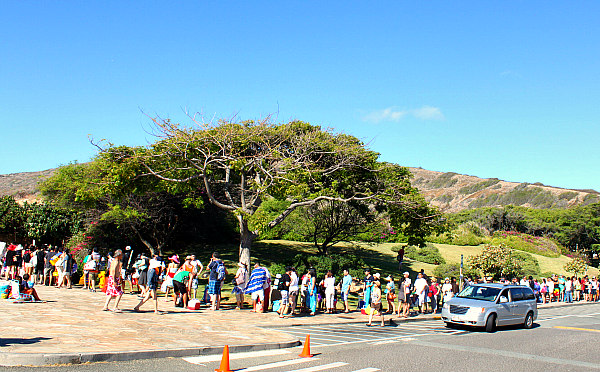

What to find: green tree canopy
left=97, top=117, right=440, bottom=266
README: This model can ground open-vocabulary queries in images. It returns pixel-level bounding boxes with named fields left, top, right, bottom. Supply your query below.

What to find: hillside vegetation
left=410, top=167, right=599, bottom=213
left=2, top=166, right=598, bottom=214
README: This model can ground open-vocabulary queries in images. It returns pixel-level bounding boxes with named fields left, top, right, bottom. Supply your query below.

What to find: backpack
left=216, top=262, right=226, bottom=281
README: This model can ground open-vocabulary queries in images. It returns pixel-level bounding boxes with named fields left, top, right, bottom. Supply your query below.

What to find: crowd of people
left=2, top=241, right=599, bottom=322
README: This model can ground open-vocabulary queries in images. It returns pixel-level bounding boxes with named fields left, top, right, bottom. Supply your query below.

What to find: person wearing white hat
left=399, top=272, right=412, bottom=317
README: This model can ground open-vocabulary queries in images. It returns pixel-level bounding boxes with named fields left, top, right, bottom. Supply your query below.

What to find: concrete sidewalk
left=0, top=285, right=594, bottom=366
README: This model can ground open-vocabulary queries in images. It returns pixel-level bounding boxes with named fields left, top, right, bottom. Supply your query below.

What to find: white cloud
left=362, top=105, right=444, bottom=123
left=412, top=106, right=445, bottom=120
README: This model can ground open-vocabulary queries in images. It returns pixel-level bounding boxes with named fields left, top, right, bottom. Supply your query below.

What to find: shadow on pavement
left=0, top=337, right=51, bottom=347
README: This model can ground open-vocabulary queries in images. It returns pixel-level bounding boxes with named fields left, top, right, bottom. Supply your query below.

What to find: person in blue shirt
left=363, top=269, right=374, bottom=308
left=341, top=269, right=353, bottom=313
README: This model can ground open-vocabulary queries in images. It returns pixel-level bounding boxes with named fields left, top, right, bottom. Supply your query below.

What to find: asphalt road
left=2, top=303, right=599, bottom=372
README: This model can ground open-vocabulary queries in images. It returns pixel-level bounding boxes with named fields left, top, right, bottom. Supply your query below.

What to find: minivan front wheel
left=485, top=314, right=496, bottom=333
left=523, top=312, right=534, bottom=329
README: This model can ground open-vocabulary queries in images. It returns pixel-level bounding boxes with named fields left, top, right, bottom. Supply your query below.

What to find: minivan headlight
left=443, top=303, right=450, bottom=309
left=469, top=307, right=485, bottom=314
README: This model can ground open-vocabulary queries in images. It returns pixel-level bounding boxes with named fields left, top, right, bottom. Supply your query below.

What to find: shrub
left=459, top=179, right=500, bottom=194
left=511, top=251, right=540, bottom=277
left=433, top=263, right=479, bottom=280
left=468, top=244, right=525, bottom=280
left=429, top=172, right=459, bottom=189
left=404, top=244, right=446, bottom=265
left=491, top=231, right=562, bottom=258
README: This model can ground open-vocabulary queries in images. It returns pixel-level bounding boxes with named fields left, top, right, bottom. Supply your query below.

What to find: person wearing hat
left=233, top=262, right=248, bottom=309
left=362, top=269, right=374, bottom=309
left=162, top=255, right=180, bottom=301
left=384, top=275, right=396, bottom=314
left=134, top=254, right=165, bottom=314
left=441, top=277, right=453, bottom=304
left=398, top=271, right=412, bottom=317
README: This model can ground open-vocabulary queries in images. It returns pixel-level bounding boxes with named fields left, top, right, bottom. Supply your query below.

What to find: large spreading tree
left=97, top=116, right=440, bottom=267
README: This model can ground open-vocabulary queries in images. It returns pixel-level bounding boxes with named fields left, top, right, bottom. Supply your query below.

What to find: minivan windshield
left=456, top=286, right=501, bottom=302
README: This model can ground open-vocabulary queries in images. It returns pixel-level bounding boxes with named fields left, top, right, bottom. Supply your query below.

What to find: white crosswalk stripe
left=183, top=349, right=291, bottom=364
left=350, top=368, right=380, bottom=372
left=273, top=319, right=465, bottom=347
left=237, top=357, right=321, bottom=371
left=285, top=361, right=349, bottom=372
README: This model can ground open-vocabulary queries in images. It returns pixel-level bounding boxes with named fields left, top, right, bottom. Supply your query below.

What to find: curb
left=538, top=301, right=599, bottom=310
left=267, top=313, right=441, bottom=328
left=0, top=340, right=301, bottom=367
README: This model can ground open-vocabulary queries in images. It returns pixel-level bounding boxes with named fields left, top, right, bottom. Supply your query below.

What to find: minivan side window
left=509, top=287, right=524, bottom=301
left=499, top=289, right=510, bottom=302
left=521, top=287, right=535, bottom=300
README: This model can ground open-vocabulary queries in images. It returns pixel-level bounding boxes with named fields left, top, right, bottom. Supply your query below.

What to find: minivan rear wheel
left=523, top=312, right=534, bottom=329
left=485, top=314, right=496, bottom=333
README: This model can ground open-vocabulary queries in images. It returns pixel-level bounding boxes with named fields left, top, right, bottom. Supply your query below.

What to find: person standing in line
left=233, top=262, right=248, bottom=310
left=134, top=254, right=164, bottom=314
left=207, top=252, right=226, bottom=311
left=55, top=249, right=68, bottom=288
left=163, top=255, right=180, bottom=301
left=33, top=246, right=45, bottom=285
left=591, top=277, right=599, bottom=302
left=398, top=271, right=412, bottom=317
left=308, top=269, right=318, bottom=315
left=414, top=272, right=428, bottom=315
left=324, top=270, right=336, bottom=314
left=441, top=277, right=454, bottom=304
left=367, top=280, right=385, bottom=327
left=385, top=275, right=396, bottom=314
left=300, top=271, right=310, bottom=312
left=43, top=246, right=56, bottom=286
left=85, top=249, right=100, bottom=292
left=564, top=276, right=573, bottom=303
left=341, top=269, right=352, bottom=313
left=102, top=249, right=124, bottom=312
left=263, top=265, right=272, bottom=312
left=189, top=255, right=203, bottom=299
left=363, top=269, right=374, bottom=308
left=278, top=266, right=292, bottom=318
left=288, top=267, right=300, bottom=316
left=246, top=262, right=267, bottom=312
left=428, top=277, right=440, bottom=313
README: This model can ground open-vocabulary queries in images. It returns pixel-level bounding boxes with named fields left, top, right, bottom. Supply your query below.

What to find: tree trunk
left=132, top=226, right=156, bottom=256
left=238, top=216, right=256, bottom=269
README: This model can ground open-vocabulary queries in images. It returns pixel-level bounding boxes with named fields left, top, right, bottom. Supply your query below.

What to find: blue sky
left=1, top=1, right=599, bottom=191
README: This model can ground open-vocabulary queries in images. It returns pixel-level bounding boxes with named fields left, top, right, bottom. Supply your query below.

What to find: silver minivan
left=441, top=283, right=538, bottom=332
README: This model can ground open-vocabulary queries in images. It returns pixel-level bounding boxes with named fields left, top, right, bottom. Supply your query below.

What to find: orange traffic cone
left=299, top=335, right=314, bottom=358
left=215, top=345, right=234, bottom=372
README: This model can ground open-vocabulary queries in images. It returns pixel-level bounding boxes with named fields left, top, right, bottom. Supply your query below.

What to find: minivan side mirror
left=499, top=296, right=509, bottom=303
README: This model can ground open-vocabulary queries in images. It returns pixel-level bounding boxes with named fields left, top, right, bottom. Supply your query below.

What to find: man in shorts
left=341, top=269, right=352, bottom=313
left=414, top=272, right=428, bottom=314
left=278, top=267, right=292, bottom=318
left=245, top=262, right=267, bottom=312
left=134, top=254, right=164, bottom=314
left=172, top=265, right=194, bottom=308
left=207, top=252, right=226, bottom=310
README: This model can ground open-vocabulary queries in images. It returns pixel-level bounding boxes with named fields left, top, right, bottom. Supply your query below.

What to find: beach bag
left=272, top=300, right=281, bottom=312
left=84, top=260, right=97, bottom=271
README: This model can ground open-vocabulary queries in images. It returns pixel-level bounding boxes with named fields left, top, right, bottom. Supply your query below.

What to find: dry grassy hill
left=409, top=167, right=600, bottom=213
left=1, top=166, right=598, bottom=213
left=0, top=169, right=55, bottom=203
